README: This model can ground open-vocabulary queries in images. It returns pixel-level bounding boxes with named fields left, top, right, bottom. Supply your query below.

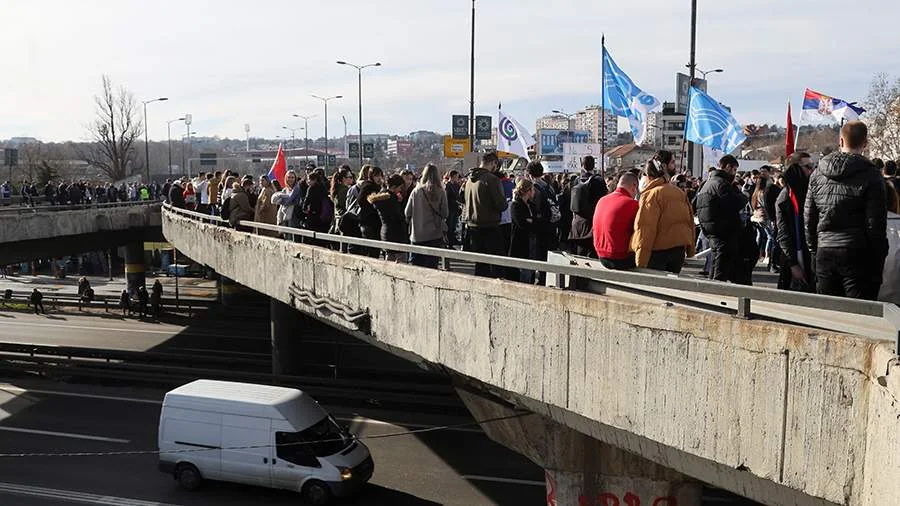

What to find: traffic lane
left=0, top=382, right=544, bottom=505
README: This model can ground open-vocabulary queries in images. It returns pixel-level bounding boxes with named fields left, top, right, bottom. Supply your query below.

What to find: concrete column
left=271, top=298, right=306, bottom=378
left=457, top=389, right=702, bottom=506
left=124, top=242, right=145, bottom=295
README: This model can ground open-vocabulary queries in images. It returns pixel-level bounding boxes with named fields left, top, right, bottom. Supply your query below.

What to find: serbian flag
left=266, top=144, right=287, bottom=186
left=801, top=88, right=865, bottom=123
left=785, top=101, right=795, bottom=158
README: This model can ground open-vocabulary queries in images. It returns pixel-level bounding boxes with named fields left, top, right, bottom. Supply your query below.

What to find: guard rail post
left=737, top=297, right=751, bottom=319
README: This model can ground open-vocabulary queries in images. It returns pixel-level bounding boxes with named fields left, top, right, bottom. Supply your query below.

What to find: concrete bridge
left=162, top=205, right=900, bottom=506
left=0, top=201, right=163, bottom=289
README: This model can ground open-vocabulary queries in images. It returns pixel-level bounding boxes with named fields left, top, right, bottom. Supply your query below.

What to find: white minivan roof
left=164, top=380, right=327, bottom=430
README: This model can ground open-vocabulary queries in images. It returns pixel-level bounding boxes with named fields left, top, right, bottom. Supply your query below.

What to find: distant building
left=574, top=106, right=617, bottom=147
left=536, top=115, right=570, bottom=132
left=646, top=102, right=689, bottom=169
left=387, top=138, right=413, bottom=157
left=605, top=143, right=657, bottom=171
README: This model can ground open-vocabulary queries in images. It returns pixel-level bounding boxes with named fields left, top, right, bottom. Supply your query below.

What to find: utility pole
left=469, top=0, right=476, bottom=152
left=686, top=0, right=698, bottom=176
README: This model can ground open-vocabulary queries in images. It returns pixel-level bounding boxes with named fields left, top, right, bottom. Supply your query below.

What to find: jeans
left=465, top=226, right=506, bottom=278
left=815, top=247, right=879, bottom=300
left=706, top=234, right=739, bottom=282
left=599, top=254, right=636, bottom=270
left=410, top=239, right=444, bottom=269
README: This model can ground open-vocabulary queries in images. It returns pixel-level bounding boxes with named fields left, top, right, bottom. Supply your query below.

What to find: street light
left=311, top=95, right=343, bottom=172
left=167, top=117, right=185, bottom=178
left=292, top=114, right=317, bottom=162
left=693, top=66, right=724, bottom=80
left=336, top=61, right=381, bottom=170
left=282, top=125, right=304, bottom=150
left=142, top=97, right=168, bottom=182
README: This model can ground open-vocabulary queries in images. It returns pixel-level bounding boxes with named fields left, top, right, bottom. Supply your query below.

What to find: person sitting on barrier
left=369, top=174, right=409, bottom=263
left=593, top=172, right=640, bottom=270
left=119, top=289, right=131, bottom=317
left=30, top=288, right=45, bottom=315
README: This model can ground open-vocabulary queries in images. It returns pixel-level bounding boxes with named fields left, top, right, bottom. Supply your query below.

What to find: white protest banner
left=562, top=143, right=606, bottom=173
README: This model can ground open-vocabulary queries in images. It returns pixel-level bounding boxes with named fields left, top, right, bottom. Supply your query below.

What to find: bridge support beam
left=124, top=242, right=145, bottom=295
left=457, top=389, right=702, bottom=506
left=270, top=298, right=305, bottom=378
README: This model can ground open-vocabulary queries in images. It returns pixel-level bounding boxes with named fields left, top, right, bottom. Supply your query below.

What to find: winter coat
left=369, top=190, right=408, bottom=244
left=593, top=187, right=639, bottom=260
left=630, top=177, right=696, bottom=267
left=168, top=184, right=186, bottom=209
left=271, top=184, right=303, bottom=227
left=570, top=174, right=608, bottom=241
left=254, top=186, right=278, bottom=225
left=509, top=198, right=536, bottom=259
left=804, top=152, right=888, bottom=257
left=227, top=187, right=254, bottom=227
left=301, top=183, right=329, bottom=232
left=357, top=181, right=382, bottom=235
left=463, top=167, right=507, bottom=228
left=695, top=169, right=748, bottom=238
left=405, top=184, right=449, bottom=243
left=776, top=186, right=814, bottom=290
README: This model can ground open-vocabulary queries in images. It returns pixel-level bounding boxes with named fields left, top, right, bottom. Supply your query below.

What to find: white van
left=158, top=380, right=373, bottom=505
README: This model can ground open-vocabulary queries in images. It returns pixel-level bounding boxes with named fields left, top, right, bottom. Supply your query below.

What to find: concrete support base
left=124, top=242, right=145, bottom=295
left=457, top=388, right=702, bottom=506
left=270, top=298, right=306, bottom=377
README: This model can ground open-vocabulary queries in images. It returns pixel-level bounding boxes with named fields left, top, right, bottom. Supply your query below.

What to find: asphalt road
left=0, top=379, right=545, bottom=506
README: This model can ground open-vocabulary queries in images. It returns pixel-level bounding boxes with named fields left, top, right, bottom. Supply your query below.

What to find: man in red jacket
left=593, top=172, right=640, bottom=269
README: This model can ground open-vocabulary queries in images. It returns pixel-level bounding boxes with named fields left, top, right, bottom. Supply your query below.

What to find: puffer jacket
left=630, top=177, right=696, bottom=267
left=694, top=169, right=748, bottom=238
left=463, top=167, right=507, bottom=228
left=368, top=190, right=408, bottom=244
left=804, top=152, right=887, bottom=256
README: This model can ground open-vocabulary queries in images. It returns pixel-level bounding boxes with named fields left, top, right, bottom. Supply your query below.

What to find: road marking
left=0, top=426, right=130, bottom=443
left=0, top=385, right=163, bottom=405
left=462, top=475, right=546, bottom=487
left=335, top=415, right=482, bottom=434
left=0, top=321, right=265, bottom=340
left=0, top=481, right=181, bottom=505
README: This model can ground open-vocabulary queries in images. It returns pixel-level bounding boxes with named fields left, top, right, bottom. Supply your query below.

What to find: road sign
left=475, top=115, right=492, bottom=140
left=349, top=142, right=360, bottom=159
left=3, top=148, right=18, bottom=166
left=443, top=136, right=470, bottom=158
left=362, top=143, right=375, bottom=159
left=452, top=115, right=469, bottom=139
left=316, top=155, right=325, bottom=166
left=328, top=154, right=337, bottom=165
left=199, top=153, right=217, bottom=167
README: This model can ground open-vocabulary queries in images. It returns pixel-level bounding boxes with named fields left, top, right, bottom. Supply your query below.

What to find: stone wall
left=164, top=210, right=900, bottom=506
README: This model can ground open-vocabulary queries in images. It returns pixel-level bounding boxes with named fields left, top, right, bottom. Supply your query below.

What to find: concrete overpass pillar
left=124, top=242, right=145, bottom=295
left=270, top=298, right=305, bottom=377
left=457, top=389, right=702, bottom=506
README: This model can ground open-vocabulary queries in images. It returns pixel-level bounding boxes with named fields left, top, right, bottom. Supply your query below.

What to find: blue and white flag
left=684, top=87, right=747, bottom=154
left=497, top=109, right=533, bottom=159
left=602, top=47, right=659, bottom=145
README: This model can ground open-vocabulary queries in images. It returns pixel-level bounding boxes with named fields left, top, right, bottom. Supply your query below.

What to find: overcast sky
left=2, top=0, right=898, bottom=143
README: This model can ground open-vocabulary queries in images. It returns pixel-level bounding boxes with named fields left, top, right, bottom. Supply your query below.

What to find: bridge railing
left=0, top=199, right=161, bottom=215
left=164, top=204, right=900, bottom=353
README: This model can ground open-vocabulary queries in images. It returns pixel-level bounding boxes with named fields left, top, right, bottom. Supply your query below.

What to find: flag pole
left=600, top=34, right=606, bottom=176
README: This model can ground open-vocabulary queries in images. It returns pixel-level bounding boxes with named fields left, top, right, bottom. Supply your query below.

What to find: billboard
left=538, top=129, right=591, bottom=156
left=395, top=140, right=413, bottom=157
left=676, top=73, right=707, bottom=114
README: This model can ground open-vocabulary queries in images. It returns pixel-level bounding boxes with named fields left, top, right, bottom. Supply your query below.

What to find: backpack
left=536, top=182, right=561, bottom=224
left=220, top=197, right=232, bottom=221
left=571, top=176, right=601, bottom=219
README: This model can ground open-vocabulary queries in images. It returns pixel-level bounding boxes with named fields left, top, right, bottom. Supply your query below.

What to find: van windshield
left=291, top=415, right=350, bottom=457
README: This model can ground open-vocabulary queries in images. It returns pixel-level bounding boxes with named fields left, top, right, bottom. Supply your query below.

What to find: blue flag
left=684, top=87, right=747, bottom=154
left=602, top=47, right=659, bottom=145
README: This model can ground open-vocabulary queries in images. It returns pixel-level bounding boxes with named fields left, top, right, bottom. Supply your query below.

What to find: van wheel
left=301, top=480, right=331, bottom=506
left=175, top=463, right=202, bottom=491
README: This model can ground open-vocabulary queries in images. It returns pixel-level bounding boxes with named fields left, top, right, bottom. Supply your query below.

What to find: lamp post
left=167, top=117, right=185, bottom=178
left=282, top=126, right=304, bottom=150
left=142, top=97, right=168, bottom=182
left=695, top=67, right=724, bottom=80
left=311, top=95, right=343, bottom=171
left=292, top=114, right=317, bottom=163
left=336, top=60, right=381, bottom=169
left=182, top=131, right=197, bottom=177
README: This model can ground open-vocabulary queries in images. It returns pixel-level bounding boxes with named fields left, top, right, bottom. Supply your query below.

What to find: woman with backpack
left=405, top=164, right=448, bottom=268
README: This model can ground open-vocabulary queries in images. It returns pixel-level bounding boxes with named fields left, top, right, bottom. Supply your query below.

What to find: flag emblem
left=500, top=118, right=518, bottom=142
left=817, top=95, right=833, bottom=116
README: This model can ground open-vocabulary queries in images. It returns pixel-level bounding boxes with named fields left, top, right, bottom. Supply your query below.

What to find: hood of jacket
left=818, top=152, right=875, bottom=182
left=468, top=167, right=491, bottom=183
left=367, top=191, right=395, bottom=204
left=641, top=176, right=669, bottom=194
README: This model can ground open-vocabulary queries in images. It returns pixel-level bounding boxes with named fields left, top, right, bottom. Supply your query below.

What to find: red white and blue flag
left=266, top=144, right=287, bottom=186
left=801, top=88, right=865, bottom=123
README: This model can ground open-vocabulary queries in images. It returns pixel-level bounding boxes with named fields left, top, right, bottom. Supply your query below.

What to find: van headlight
left=339, top=467, right=353, bottom=481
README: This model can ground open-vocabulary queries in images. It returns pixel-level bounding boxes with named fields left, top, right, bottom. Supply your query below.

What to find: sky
left=2, top=0, right=898, bottom=143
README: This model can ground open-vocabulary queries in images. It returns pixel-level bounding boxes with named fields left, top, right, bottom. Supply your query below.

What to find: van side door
left=270, top=420, right=322, bottom=492
left=219, top=414, right=272, bottom=488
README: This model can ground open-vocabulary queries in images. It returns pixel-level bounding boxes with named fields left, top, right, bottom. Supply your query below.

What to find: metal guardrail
left=164, top=204, right=900, bottom=354
left=0, top=199, right=161, bottom=215
left=0, top=291, right=206, bottom=313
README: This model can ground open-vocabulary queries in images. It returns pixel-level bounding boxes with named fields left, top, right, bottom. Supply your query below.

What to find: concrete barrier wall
left=164, top=210, right=900, bottom=506
left=0, top=204, right=161, bottom=244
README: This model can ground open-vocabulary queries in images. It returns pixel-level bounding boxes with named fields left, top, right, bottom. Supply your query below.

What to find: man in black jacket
left=569, top=156, right=608, bottom=257
left=168, top=180, right=186, bottom=209
left=694, top=155, right=749, bottom=282
left=805, top=121, right=887, bottom=300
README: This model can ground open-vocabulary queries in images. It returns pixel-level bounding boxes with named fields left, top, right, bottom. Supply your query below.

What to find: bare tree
left=82, top=75, right=143, bottom=181
left=863, top=73, right=900, bottom=160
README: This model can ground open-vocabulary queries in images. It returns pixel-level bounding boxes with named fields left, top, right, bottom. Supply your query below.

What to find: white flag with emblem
left=497, top=109, right=533, bottom=159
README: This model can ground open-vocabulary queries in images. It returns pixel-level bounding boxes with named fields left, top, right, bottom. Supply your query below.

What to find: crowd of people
left=0, top=179, right=162, bottom=206
left=164, top=120, right=896, bottom=303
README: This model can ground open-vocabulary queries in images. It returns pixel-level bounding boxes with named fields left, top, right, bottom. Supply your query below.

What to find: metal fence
left=0, top=199, right=161, bottom=215
left=164, top=204, right=900, bottom=354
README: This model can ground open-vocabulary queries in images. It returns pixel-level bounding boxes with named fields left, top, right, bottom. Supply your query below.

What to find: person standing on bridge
left=569, top=156, right=608, bottom=258
left=271, top=170, right=303, bottom=231
left=775, top=156, right=814, bottom=291
left=695, top=155, right=749, bottom=283
left=227, top=180, right=254, bottom=232
left=805, top=120, right=888, bottom=300
left=631, top=151, right=696, bottom=273
left=464, top=152, right=508, bottom=277
left=405, top=163, right=448, bottom=268
left=357, top=167, right=385, bottom=257
left=593, top=172, right=639, bottom=270
left=254, top=175, right=278, bottom=235
left=151, top=280, right=163, bottom=318
left=369, top=174, right=409, bottom=262
left=329, top=167, right=354, bottom=235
